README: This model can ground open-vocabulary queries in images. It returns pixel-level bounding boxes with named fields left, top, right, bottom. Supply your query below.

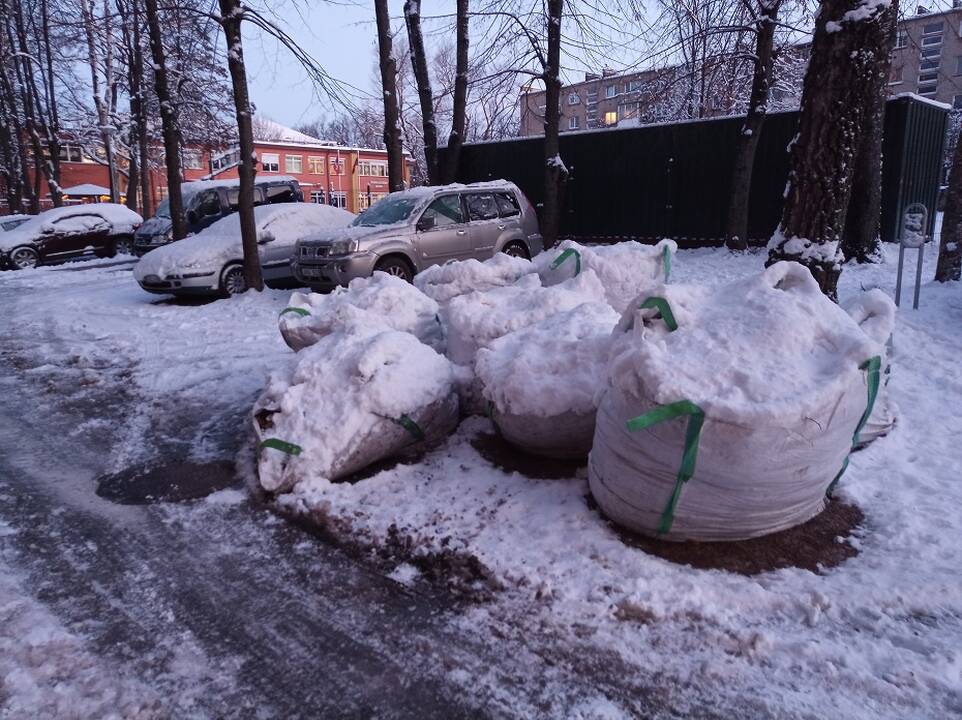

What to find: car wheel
left=9, top=246, right=39, bottom=270
left=114, top=236, right=134, bottom=256
left=374, top=256, right=414, bottom=283
left=220, top=264, right=247, bottom=297
left=502, top=241, right=530, bottom=260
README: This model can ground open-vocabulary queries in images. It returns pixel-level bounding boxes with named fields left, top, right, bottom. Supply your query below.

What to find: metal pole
left=895, top=244, right=905, bottom=307
left=913, top=243, right=924, bottom=310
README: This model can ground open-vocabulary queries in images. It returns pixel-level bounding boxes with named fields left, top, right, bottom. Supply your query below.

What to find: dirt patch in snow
left=96, top=461, right=239, bottom=504
left=591, top=496, right=863, bottom=575
left=470, top=431, right=585, bottom=480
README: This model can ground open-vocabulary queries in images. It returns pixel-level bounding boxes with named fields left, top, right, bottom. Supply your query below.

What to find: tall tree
left=375, top=0, right=405, bottom=191
left=443, top=0, right=469, bottom=183
left=937, top=125, right=962, bottom=282
left=404, top=0, right=439, bottom=184
left=766, top=0, right=898, bottom=300
left=725, top=0, right=781, bottom=251
left=217, top=0, right=262, bottom=292
left=80, top=0, right=120, bottom=203
left=542, top=0, right=565, bottom=249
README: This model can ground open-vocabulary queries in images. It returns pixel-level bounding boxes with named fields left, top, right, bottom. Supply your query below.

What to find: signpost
left=894, top=203, right=927, bottom=310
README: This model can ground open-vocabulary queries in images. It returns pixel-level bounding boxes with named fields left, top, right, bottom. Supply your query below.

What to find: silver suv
left=292, top=181, right=542, bottom=289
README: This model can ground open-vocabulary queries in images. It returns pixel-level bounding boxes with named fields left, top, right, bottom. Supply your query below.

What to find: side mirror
left=258, top=231, right=275, bottom=245
left=417, top=215, right=435, bottom=232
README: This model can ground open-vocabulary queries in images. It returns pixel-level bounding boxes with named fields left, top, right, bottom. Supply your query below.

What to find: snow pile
left=845, top=288, right=898, bottom=446
left=476, top=302, right=620, bottom=458
left=534, top=239, right=677, bottom=312
left=590, top=261, right=884, bottom=541
left=414, top=252, right=535, bottom=305
left=253, top=319, right=459, bottom=494
left=279, top=272, right=443, bottom=352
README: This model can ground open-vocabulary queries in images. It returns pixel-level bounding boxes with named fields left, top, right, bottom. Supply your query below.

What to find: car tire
left=220, top=263, right=247, bottom=297
left=114, top=236, right=134, bottom=256
left=501, top=241, right=530, bottom=260
left=8, top=246, right=39, bottom=270
left=374, top=256, right=414, bottom=283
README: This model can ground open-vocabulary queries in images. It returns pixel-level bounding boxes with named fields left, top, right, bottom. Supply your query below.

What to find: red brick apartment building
left=2, top=121, right=410, bottom=216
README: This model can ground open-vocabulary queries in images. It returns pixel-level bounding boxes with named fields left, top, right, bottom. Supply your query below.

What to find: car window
left=194, top=191, right=221, bottom=217
left=50, top=214, right=108, bottom=234
left=465, top=193, right=498, bottom=221
left=420, top=195, right=464, bottom=228
left=264, top=185, right=297, bottom=203
left=352, top=195, right=419, bottom=227
left=495, top=193, right=520, bottom=218
left=1, top=218, right=28, bottom=231
left=227, top=188, right=265, bottom=209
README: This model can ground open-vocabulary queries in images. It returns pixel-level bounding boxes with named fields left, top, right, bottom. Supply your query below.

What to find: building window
left=329, top=191, right=346, bottom=208
left=896, top=30, right=908, bottom=48
left=308, top=156, right=324, bottom=174
left=919, top=71, right=939, bottom=84
left=261, top=153, right=279, bottom=172
left=58, top=144, right=84, bottom=163
left=921, top=46, right=941, bottom=58
left=956, top=56, right=962, bottom=76
left=605, top=85, right=616, bottom=98
left=921, top=58, right=940, bottom=71
left=625, top=79, right=641, bottom=93
left=182, top=149, right=203, bottom=170
left=919, top=85, right=938, bottom=96
left=922, top=34, right=942, bottom=46
left=568, top=116, right=580, bottom=130
left=330, top=158, right=344, bottom=175
left=310, top=190, right=325, bottom=204
left=889, top=66, right=903, bottom=84
left=285, top=155, right=302, bottom=173
left=923, top=21, right=944, bottom=35
left=567, top=92, right=580, bottom=105
left=603, top=110, right=617, bottom=126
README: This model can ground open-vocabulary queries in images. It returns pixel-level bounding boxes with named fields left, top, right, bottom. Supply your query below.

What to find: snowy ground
left=1, top=245, right=960, bottom=718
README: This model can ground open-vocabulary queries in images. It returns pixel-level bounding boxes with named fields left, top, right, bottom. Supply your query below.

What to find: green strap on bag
left=639, top=296, right=678, bottom=332
left=626, top=400, right=706, bottom=535
left=259, top=438, right=303, bottom=456
left=662, top=245, right=672, bottom=282
left=392, top=414, right=425, bottom=442
left=279, top=307, right=310, bottom=318
left=550, top=248, right=581, bottom=276
left=826, top=355, right=882, bottom=497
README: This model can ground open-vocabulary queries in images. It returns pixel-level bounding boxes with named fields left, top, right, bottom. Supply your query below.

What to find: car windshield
left=351, top=195, right=418, bottom=227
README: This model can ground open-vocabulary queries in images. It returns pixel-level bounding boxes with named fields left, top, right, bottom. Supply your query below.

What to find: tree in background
left=404, top=0, right=439, bottom=184
left=375, top=0, right=405, bottom=191
left=937, top=122, right=962, bottom=282
left=443, top=0, right=469, bottom=183
left=542, top=0, right=565, bottom=249
left=766, top=0, right=897, bottom=300
left=80, top=0, right=120, bottom=203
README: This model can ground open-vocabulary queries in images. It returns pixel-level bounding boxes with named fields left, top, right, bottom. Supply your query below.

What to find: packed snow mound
left=476, top=301, right=619, bottom=458
left=845, top=289, right=897, bottom=447
left=279, top=272, right=443, bottom=352
left=253, top=321, right=459, bottom=494
left=414, top=253, right=536, bottom=305
left=441, top=270, right=608, bottom=367
left=534, top=239, right=677, bottom=312
left=134, top=203, right=353, bottom=280
left=590, top=261, right=886, bottom=541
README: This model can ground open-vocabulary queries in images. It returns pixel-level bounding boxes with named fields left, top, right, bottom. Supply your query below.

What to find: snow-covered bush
left=278, top=272, right=443, bottom=353
left=589, top=262, right=885, bottom=541
left=844, top=288, right=897, bottom=447
left=476, top=302, right=619, bottom=458
left=414, top=253, right=535, bottom=305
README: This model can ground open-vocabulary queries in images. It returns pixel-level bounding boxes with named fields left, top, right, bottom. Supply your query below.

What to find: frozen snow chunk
left=477, top=301, right=619, bottom=458
left=414, top=252, right=536, bottom=305
left=279, top=272, right=443, bottom=352
left=534, top=239, right=677, bottom=312
left=253, top=322, right=459, bottom=494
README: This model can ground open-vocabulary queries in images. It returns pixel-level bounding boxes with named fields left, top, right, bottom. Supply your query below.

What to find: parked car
left=1, top=214, right=32, bottom=232
left=134, top=176, right=304, bottom=256
left=134, top=203, right=354, bottom=297
left=292, top=181, right=543, bottom=290
left=0, top=204, right=142, bottom=270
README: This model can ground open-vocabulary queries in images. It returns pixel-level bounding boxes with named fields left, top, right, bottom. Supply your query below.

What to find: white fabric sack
left=278, top=271, right=443, bottom=353
left=534, top=239, right=678, bottom=312
left=253, top=321, right=459, bottom=494
left=589, top=262, right=884, bottom=541
left=476, top=302, right=620, bottom=458
left=844, top=289, right=897, bottom=447
left=414, top=253, right=536, bottom=305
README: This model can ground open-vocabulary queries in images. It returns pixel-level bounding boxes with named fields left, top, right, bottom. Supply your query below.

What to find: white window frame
left=922, top=35, right=943, bottom=47
left=308, top=156, right=324, bottom=174
left=605, top=85, right=616, bottom=98
left=261, top=153, right=279, bottom=172
left=567, top=92, right=580, bottom=105
left=568, top=116, right=580, bottom=130
left=310, top=190, right=325, bottom=203
left=285, top=154, right=303, bottom=173
left=603, top=110, right=617, bottom=126
left=896, top=30, right=908, bottom=48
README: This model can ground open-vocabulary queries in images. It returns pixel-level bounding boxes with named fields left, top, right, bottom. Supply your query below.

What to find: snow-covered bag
left=844, top=289, right=897, bottom=447
left=534, top=239, right=677, bottom=312
left=476, top=302, right=620, bottom=459
left=414, top=253, right=535, bottom=305
left=589, top=262, right=884, bottom=542
left=278, top=272, right=443, bottom=353
left=253, top=323, right=459, bottom=494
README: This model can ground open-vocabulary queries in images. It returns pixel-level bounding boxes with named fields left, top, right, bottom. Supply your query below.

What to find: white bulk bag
left=278, top=271, right=443, bottom=353
left=844, top=289, right=897, bottom=447
left=534, top=239, right=677, bottom=312
left=589, top=262, right=884, bottom=541
left=414, top=252, right=536, bottom=305
left=253, top=323, right=459, bottom=494
left=476, top=302, right=620, bottom=458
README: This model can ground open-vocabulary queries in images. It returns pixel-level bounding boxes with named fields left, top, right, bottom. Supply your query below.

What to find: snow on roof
left=253, top=118, right=332, bottom=147
left=890, top=92, right=952, bottom=111
left=62, top=183, right=112, bottom=196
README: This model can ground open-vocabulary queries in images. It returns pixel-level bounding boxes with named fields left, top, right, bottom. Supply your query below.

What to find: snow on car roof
left=177, top=176, right=301, bottom=197
left=0, top=203, right=142, bottom=250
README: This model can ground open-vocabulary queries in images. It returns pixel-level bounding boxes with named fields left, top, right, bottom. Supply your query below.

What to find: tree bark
left=80, top=0, right=119, bottom=203
left=144, top=0, right=187, bottom=240
left=725, top=0, right=779, bottom=251
left=218, top=0, right=263, bottom=292
left=375, top=0, right=405, bottom=191
left=442, top=0, right=469, bottom=184
left=936, top=120, right=962, bottom=281
left=132, top=0, right=152, bottom=217
left=404, top=0, right=439, bottom=184
left=766, top=0, right=898, bottom=300
left=541, top=0, right=566, bottom=250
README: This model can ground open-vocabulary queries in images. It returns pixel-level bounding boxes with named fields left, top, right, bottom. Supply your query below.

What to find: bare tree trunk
left=218, top=0, right=263, bottom=292
left=937, top=123, right=962, bottom=281
left=375, top=0, right=405, bottom=191
left=766, top=0, right=897, bottom=300
left=725, top=0, right=778, bottom=251
left=403, top=0, right=439, bottom=184
left=80, top=0, right=119, bottom=203
left=542, top=0, right=566, bottom=249
left=144, top=0, right=186, bottom=239
left=132, top=0, right=151, bottom=217
left=39, top=0, right=62, bottom=206
left=842, top=7, right=897, bottom=264
left=442, top=0, right=469, bottom=184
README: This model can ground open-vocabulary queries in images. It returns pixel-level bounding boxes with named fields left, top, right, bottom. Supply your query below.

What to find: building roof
left=62, top=183, right=112, bottom=196
left=253, top=118, right=334, bottom=148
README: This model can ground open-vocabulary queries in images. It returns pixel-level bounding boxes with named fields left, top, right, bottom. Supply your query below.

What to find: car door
left=414, top=194, right=472, bottom=264
left=258, top=214, right=298, bottom=284
left=464, top=193, right=501, bottom=259
left=43, top=213, right=110, bottom=259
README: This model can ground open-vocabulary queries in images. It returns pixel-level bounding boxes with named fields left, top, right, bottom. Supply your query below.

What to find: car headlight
left=330, top=238, right=359, bottom=256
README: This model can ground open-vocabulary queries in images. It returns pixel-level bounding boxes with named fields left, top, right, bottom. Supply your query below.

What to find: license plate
left=301, top=266, right=326, bottom=278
